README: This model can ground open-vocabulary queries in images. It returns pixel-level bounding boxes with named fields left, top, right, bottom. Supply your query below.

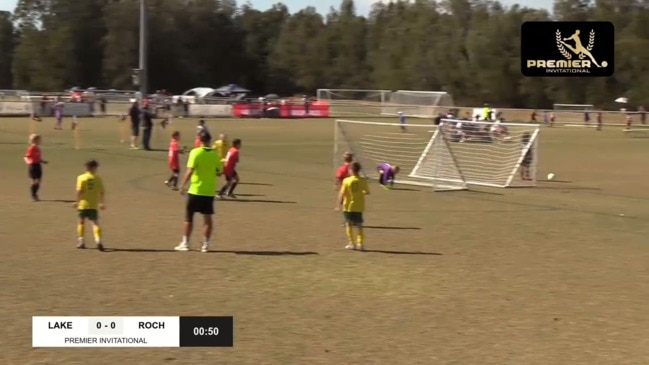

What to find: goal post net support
left=334, top=119, right=540, bottom=191
left=381, top=90, right=454, bottom=118
left=553, top=103, right=594, bottom=111
left=334, top=119, right=467, bottom=191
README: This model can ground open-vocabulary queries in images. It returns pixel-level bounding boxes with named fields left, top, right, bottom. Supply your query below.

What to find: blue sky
left=0, top=0, right=552, bottom=15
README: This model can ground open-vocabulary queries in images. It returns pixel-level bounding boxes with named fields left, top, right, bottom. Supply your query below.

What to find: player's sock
left=218, top=185, right=228, bottom=196
left=356, top=227, right=364, bottom=245
left=228, top=182, right=238, bottom=195
left=77, top=223, right=84, bottom=238
left=30, top=183, right=37, bottom=197
left=203, top=236, right=209, bottom=244
left=345, top=225, right=353, bottom=244
left=181, top=235, right=189, bottom=244
left=93, top=225, right=102, bottom=243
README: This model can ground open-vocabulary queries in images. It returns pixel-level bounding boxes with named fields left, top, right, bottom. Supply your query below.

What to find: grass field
left=1, top=116, right=649, bottom=364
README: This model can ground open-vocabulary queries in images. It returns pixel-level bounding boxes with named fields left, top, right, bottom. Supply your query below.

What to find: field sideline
left=1, top=116, right=649, bottom=364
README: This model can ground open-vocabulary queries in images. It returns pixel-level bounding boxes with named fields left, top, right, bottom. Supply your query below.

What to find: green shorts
left=343, top=212, right=364, bottom=226
left=78, top=209, right=99, bottom=221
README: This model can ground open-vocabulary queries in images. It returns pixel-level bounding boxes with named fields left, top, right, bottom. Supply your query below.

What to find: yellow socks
left=357, top=227, right=364, bottom=245
left=345, top=225, right=354, bottom=244
left=77, top=224, right=84, bottom=238
left=93, top=225, right=102, bottom=243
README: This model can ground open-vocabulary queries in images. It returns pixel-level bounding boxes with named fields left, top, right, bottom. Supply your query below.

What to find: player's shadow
left=211, top=250, right=318, bottom=256
left=535, top=185, right=601, bottom=191
left=220, top=199, right=296, bottom=204
left=103, top=248, right=176, bottom=253
left=390, top=187, right=420, bottom=191
left=40, top=199, right=76, bottom=203
left=364, top=225, right=421, bottom=230
left=539, top=179, right=572, bottom=183
left=240, top=182, right=273, bottom=186
left=363, top=249, right=442, bottom=256
left=232, top=193, right=265, bottom=197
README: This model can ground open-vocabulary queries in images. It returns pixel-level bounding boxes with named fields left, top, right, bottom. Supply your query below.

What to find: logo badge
left=521, top=21, right=614, bottom=77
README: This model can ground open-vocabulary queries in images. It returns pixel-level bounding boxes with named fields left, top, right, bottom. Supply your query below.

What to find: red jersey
left=224, top=147, right=240, bottom=175
left=25, top=144, right=42, bottom=164
left=194, top=137, right=201, bottom=148
left=168, top=140, right=180, bottom=169
left=336, top=163, right=351, bottom=181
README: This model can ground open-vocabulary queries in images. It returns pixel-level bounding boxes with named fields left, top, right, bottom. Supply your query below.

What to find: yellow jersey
left=76, top=172, right=104, bottom=210
left=341, top=175, right=369, bottom=212
left=212, top=139, right=231, bottom=161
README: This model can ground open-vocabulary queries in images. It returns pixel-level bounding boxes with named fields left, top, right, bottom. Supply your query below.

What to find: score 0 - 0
left=88, top=317, right=124, bottom=335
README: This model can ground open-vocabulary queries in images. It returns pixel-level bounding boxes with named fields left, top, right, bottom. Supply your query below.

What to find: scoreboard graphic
left=32, top=316, right=233, bottom=347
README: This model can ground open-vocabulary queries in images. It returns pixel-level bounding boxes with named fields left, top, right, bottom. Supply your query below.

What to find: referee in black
left=128, top=101, right=140, bottom=149
left=141, top=100, right=154, bottom=150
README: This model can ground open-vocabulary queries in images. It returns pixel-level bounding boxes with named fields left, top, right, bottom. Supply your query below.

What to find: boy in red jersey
left=218, top=138, right=242, bottom=198
left=193, top=131, right=202, bottom=148
left=335, top=152, right=353, bottom=191
left=24, top=134, right=48, bottom=201
left=165, top=131, right=186, bottom=190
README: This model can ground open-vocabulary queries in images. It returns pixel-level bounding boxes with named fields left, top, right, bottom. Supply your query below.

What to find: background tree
left=1, top=0, right=649, bottom=108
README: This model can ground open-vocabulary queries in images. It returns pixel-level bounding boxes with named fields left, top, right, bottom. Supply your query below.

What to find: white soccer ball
left=547, top=173, right=555, bottom=180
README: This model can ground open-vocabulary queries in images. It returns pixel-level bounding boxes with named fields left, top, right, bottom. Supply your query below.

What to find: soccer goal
left=381, top=90, right=454, bottom=118
left=334, top=119, right=468, bottom=191
left=316, top=89, right=391, bottom=117
left=553, top=103, right=594, bottom=111
left=334, top=119, right=540, bottom=191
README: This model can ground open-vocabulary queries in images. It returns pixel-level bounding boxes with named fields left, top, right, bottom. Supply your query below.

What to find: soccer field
left=1, top=116, right=649, bottom=364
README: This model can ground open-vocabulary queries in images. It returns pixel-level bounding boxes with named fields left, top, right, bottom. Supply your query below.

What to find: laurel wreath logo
left=556, top=30, right=572, bottom=59
left=579, top=29, right=596, bottom=59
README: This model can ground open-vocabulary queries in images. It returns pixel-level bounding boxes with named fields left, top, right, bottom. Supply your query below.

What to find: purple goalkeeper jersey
left=377, top=163, right=395, bottom=180
left=54, top=103, right=64, bottom=118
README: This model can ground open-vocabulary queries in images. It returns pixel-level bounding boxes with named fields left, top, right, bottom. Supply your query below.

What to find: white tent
left=182, top=88, right=215, bottom=98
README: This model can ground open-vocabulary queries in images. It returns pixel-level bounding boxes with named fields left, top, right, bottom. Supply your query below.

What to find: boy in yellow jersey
left=212, top=134, right=230, bottom=161
left=336, top=162, right=370, bottom=251
left=74, top=160, right=106, bottom=251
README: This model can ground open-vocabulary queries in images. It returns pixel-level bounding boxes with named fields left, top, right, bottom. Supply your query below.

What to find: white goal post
left=334, top=118, right=540, bottom=190
left=381, top=90, right=454, bottom=118
left=316, top=89, right=391, bottom=117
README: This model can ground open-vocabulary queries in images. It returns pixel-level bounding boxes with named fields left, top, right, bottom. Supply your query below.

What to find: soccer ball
left=547, top=173, right=555, bottom=180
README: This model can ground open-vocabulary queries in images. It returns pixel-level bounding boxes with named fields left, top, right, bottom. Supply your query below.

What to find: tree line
left=0, top=0, right=648, bottom=109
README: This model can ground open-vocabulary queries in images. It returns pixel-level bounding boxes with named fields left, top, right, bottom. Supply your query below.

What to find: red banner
left=232, top=101, right=329, bottom=118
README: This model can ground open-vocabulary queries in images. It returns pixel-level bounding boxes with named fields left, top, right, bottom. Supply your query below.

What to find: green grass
left=1, top=116, right=649, bottom=364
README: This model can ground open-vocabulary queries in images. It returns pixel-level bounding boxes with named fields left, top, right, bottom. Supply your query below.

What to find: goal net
left=334, top=119, right=468, bottom=191
left=553, top=104, right=594, bottom=111
left=381, top=90, right=454, bottom=118
left=411, top=119, right=540, bottom=188
left=316, top=89, right=390, bottom=117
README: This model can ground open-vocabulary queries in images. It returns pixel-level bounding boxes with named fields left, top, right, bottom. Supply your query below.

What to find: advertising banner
left=0, top=101, right=34, bottom=116
left=188, top=104, right=233, bottom=117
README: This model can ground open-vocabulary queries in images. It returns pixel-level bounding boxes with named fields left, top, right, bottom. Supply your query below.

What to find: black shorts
left=131, top=122, right=140, bottom=136
left=171, top=168, right=180, bottom=174
left=522, top=151, right=533, bottom=167
left=186, top=194, right=214, bottom=220
left=28, top=163, right=42, bottom=179
left=225, top=170, right=238, bottom=181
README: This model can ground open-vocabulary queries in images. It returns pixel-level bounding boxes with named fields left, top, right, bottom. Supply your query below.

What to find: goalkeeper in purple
left=377, top=163, right=400, bottom=189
